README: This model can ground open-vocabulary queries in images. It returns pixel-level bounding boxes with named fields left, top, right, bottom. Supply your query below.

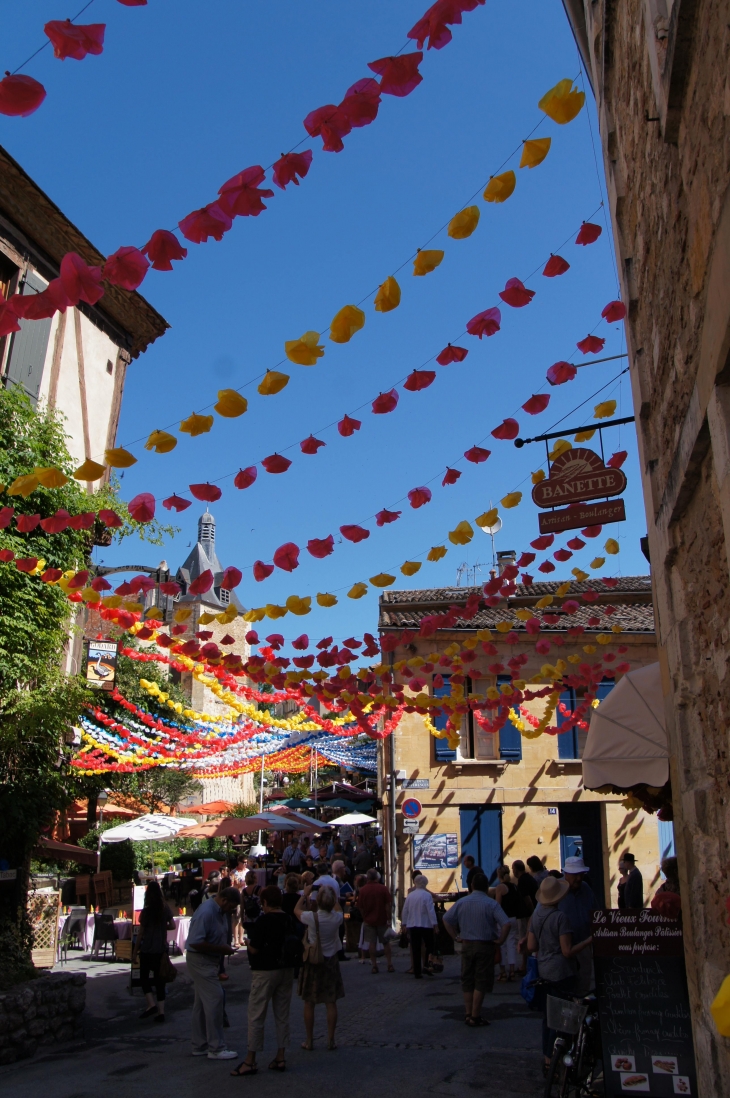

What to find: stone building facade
left=561, top=1, right=730, bottom=1088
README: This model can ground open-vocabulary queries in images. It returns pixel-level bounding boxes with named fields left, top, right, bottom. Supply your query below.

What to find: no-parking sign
left=402, top=798, right=422, bottom=819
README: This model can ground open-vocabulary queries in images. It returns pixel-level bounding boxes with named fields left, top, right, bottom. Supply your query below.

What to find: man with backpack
left=231, top=886, right=302, bottom=1076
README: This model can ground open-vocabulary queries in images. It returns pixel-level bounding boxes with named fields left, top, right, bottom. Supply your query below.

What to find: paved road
left=0, top=950, right=543, bottom=1098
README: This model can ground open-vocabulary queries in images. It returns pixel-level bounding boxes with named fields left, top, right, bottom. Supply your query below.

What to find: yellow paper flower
left=7, top=473, right=40, bottom=497
left=448, top=520, right=474, bottom=546
left=590, top=557, right=605, bottom=569
left=567, top=654, right=581, bottom=664
left=500, top=492, right=522, bottom=509
left=612, top=624, right=623, bottom=634
left=427, top=546, right=447, bottom=561
left=597, top=633, right=612, bottom=645
left=145, top=429, right=177, bottom=454
left=483, top=171, right=516, bottom=203
left=531, top=469, right=545, bottom=484
left=571, top=568, right=589, bottom=581
left=28, top=558, right=46, bottom=576
left=243, top=607, right=266, bottom=622
left=180, top=412, right=214, bottom=437
left=348, top=583, right=368, bottom=600
left=369, top=573, right=395, bottom=588
left=555, top=582, right=571, bottom=597
left=214, top=389, right=248, bottom=417
left=548, top=439, right=572, bottom=461
left=217, top=604, right=239, bottom=623
left=515, top=608, right=532, bottom=621
left=104, top=447, right=137, bottom=469
left=500, top=682, right=514, bottom=695
left=413, top=250, right=444, bottom=277
left=400, top=561, right=422, bottom=577
left=173, top=606, right=193, bottom=622
left=594, top=400, right=617, bottom=419
left=486, top=686, right=500, bottom=701
left=33, top=466, right=68, bottom=488
left=102, top=595, right=122, bottom=608
left=257, top=371, right=290, bottom=396
left=448, top=206, right=480, bottom=239
left=374, top=275, right=401, bottom=313
left=145, top=606, right=164, bottom=620
left=286, top=595, right=312, bottom=615
left=265, top=604, right=288, bottom=619
left=583, top=644, right=596, bottom=654
left=496, top=620, right=513, bottom=633
left=573, top=429, right=595, bottom=442
left=316, top=593, right=338, bottom=607
left=73, top=458, right=106, bottom=482
left=538, top=79, right=585, bottom=124
left=536, top=595, right=554, bottom=609
left=475, top=507, right=498, bottom=529
left=520, top=137, right=551, bottom=169
left=285, top=331, right=324, bottom=366
left=604, top=538, right=619, bottom=555
left=329, top=305, right=365, bottom=344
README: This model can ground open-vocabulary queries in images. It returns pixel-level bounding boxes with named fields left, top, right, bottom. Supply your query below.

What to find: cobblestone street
left=0, top=952, right=543, bottom=1098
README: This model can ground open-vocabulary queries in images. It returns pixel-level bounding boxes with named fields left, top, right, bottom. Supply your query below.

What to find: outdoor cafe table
left=58, top=914, right=191, bottom=952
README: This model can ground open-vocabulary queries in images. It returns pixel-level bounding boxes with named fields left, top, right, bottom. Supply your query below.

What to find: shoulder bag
left=302, top=911, right=324, bottom=965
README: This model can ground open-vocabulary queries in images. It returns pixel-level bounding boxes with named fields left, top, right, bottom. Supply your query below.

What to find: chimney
left=496, top=549, right=516, bottom=575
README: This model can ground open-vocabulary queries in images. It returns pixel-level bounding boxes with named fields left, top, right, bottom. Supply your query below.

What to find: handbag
left=159, top=948, right=177, bottom=984
left=302, top=911, right=324, bottom=965
left=520, top=954, right=539, bottom=1006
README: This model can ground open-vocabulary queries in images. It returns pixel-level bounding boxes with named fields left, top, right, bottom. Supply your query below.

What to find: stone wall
left=0, top=972, right=85, bottom=1065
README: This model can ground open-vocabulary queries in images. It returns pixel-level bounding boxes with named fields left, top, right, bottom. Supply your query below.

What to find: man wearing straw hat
left=527, top=876, right=593, bottom=1070
left=558, top=856, right=596, bottom=997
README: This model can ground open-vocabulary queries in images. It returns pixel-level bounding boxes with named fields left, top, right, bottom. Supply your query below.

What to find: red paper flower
left=178, top=203, right=232, bottom=244
left=234, top=466, right=258, bottom=489
left=141, top=230, right=187, bottom=271
left=567, top=537, right=585, bottom=550
left=303, top=104, right=352, bottom=152
left=582, top=590, right=600, bottom=603
left=160, top=581, right=181, bottom=595
left=116, top=1, right=148, bottom=6
left=216, top=166, right=274, bottom=218
left=531, top=534, right=554, bottom=549
left=189, top=569, right=214, bottom=595
left=409, top=0, right=477, bottom=50
left=340, top=524, right=370, bottom=543
left=128, top=493, right=155, bottom=523
left=542, top=254, right=570, bottom=277
left=273, top=542, right=300, bottom=572
left=190, top=483, right=222, bottom=502
left=68, top=513, right=95, bottom=530
left=522, top=573, right=534, bottom=585
left=307, top=535, right=335, bottom=559
left=491, top=418, right=519, bottom=440
left=538, top=561, right=555, bottom=573
left=581, top=525, right=602, bottom=538
left=0, top=74, right=46, bottom=117
left=44, top=20, right=105, bottom=61
left=546, top=360, right=577, bottom=386
left=368, top=51, right=423, bottom=96
left=163, top=495, right=192, bottom=512
left=254, top=561, right=274, bottom=582
left=262, top=454, right=292, bottom=474
left=554, top=548, right=572, bottom=562
left=575, top=222, right=602, bottom=245
left=290, top=634, right=309, bottom=650
left=404, top=369, right=436, bottom=391
left=466, top=307, right=501, bottom=338
left=60, top=252, right=104, bottom=305
left=338, top=415, right=361, bottom=437
left=603, top=577, right=620, bottom=588
left=90, top=576, right=112, bottom=592
left=442, top=467, right=461, bottom=486
left=16, top=557, right=39, bottom=573
left=499, top=277, right=535, bottom=308
left=300, top=435, right=326, bottom=454
left=376, top=509, right=401, bottom=526
left=502, top=564, right=519, bottom=580
left=0, top=300, right=21, bottom=337
left=12, top=279, right=71, bottom=320
left=98, top=508, right=123, bottom=527
left=522, top=394, right=550, bottom=415
left=40, top=509, right=71, bottom=533
left=436, top=344, right=468, bottom=364
left=0, top=507, right=14, bottom=530
left=16, top=514, right=40, bottom=533
left=517, top=552, right=535, bottom=567
left=607, top=451, right=627, bottom=468
left=272, top=150, right=313, bottom=190
left=102, top=246, right=149, bottom=291
left=41, top=567, right=62, bottom=582
left=339, top=78, right=381, bottom=127
left=577, top=334, right=605, bottom=354
left=464, top=445, right=491, bottom=463
left=408, top=487, right=432, bottom=509
left=372, top=389, right=399, bottom=414
left=602, top=300, right=626, bottom=323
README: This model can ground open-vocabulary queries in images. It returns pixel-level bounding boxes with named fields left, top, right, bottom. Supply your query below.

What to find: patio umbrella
left=320, top=798, right=372, bottom=810
left=176, top=814, right=315, bottom=839
left=100, top=814, right=190, bottom=843
left=178, top=800, right=235, bottom=815
left=264, top=806, right=322, bottom=829
left=583, top=662, right=668, bottom=789
left=327, top=811, right=377, bottom=826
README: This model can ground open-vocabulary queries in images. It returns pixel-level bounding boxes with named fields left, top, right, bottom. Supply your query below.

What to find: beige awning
left=582, top=662, right=669, bottom=789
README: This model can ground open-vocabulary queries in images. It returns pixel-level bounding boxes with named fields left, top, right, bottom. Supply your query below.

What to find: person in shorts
left=355, top=868, right=394, bottom=973
left=443, top=873, right=510, bottom=1026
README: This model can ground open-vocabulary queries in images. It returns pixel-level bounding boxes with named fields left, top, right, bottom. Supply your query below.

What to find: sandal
left=327, top=1041, right=337, bottom=1051
left=301, top=1041, right=314, bottom=1051
left=387, top=965, right=395, bottom=973
left=268, top=1059, right=286, bottom=1071
left=230, top=1063, right=258, bottom=1077
left=371, top=966, right=379, bottom=974
left=466, top=1016, right=489, bottom=1027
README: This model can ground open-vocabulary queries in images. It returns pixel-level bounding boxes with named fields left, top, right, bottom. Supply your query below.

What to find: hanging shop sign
left=533, top=447, right=627, bottom=507
left=592, top=908, right=697, bottom=1096
left=84, top=639, right=119, bottom=691
left=538, top=498, right=626, bottom=535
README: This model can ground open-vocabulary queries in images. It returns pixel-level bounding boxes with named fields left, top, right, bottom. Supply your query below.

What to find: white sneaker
left=207, top=1049, right=238, bottom=1060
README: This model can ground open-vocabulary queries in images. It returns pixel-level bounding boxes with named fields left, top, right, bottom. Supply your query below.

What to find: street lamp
left=96, top=789, right=108, bottom=874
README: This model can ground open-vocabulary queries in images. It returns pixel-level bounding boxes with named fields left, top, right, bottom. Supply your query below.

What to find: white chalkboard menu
left=592, top=909, right=698, bottom=1096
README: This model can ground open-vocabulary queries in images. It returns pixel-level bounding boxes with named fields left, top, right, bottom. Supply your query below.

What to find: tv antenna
left=476, top=512, right=502, bottom=568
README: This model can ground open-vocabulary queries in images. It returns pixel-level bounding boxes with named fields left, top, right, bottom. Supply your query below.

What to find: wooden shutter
left=557, top=687, right=579, bottom=759
left=432, top=675, right=456, bottom=761
left=459, top=806, right=503, bottom=886
left=5, top=271, right=52, bottom=405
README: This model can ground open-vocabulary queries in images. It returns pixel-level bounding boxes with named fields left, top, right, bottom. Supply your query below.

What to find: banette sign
left=532, top=447, right=627, bottom=508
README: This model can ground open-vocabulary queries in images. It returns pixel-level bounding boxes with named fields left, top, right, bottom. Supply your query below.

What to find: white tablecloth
left=58, top=913, right=190, bottom=952
left=168, top=916, right=191, bottom=952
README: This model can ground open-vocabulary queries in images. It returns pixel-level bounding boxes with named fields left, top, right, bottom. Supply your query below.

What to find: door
left=558, top=803, right=605, bottom=906
left=459, top=806, right=502, bottom=886
left=657, top=819, right=675, bottom=860
left=5, top=271, right=52, bottom=405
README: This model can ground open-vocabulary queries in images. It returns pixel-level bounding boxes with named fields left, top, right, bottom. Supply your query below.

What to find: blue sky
left=2, top=0, right=645, bottom=649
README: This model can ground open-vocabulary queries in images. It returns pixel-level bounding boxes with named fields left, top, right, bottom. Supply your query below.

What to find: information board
left=85, top=639, right=118, bottom=691
left=413, top=833, right=458, bottom=869
left=592, top=909, right=697, bottom=1096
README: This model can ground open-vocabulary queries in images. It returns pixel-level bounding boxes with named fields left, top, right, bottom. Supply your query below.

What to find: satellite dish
left=478, top=517, right=502, bottom=536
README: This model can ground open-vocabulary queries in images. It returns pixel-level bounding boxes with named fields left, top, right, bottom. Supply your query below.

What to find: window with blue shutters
left=497, top=675, right=522, bottom=760
left=5, top=271, right=52, bottom=405
left=557, top=687, right=579, bottom=759
left=433, top=675, right=456, bottom=762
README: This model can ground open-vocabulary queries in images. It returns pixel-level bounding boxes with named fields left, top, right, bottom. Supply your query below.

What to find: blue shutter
left=557, top=688, right=579, bottom=759
left=433, top=675, right=455, bottom=762
left=596, top=678, right=615, bottom=702
left=658, top=819, right=675, bottom=861
left=459, top=806, right=502, bottom=886
left=497, top=675, right=522, bottom=760
left=5, top=271, right=52, bottom=405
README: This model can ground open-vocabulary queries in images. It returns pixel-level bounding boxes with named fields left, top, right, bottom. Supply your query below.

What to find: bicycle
left=543, top=993, right=603, bottom=1098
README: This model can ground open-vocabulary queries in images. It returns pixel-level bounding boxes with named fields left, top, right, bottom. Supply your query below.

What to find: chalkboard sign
left=592, top=909, right=697, bottom=1096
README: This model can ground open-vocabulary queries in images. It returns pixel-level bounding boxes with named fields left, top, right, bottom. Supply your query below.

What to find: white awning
left=327, top=811, right=377, bottom=825
left=101, top=814, right=190, bottom=843
left=582, top=662, right=669, bottom=789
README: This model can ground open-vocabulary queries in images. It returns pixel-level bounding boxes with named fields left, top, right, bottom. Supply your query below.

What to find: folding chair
left=91, top=912, right=118, bottom=958
left=75, top=875, right=91, bottom=909
left=58, top=906, right=88, bottom=962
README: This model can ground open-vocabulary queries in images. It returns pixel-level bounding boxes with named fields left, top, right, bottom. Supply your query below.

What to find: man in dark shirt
left=512, top=860, right=538, bottom=973
left=620, top=851, right=644, bottom=908
left=233, top=886, right=296, bottom=1076
left=357, top=868, right=393, bottom=972
left=462, top=854, right=481, bottom=891
left=558, top=856, right=596, bottom=995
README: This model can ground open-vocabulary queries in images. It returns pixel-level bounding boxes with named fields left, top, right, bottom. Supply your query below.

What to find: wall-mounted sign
left=538, top=498, right=626, bottom=535
left=413, top=833, right=458, bottom=869
left=402, top=798, right=422, bottom=819
left=403, top=820, right=420, bottom=835
left=533, top=447, right=627, bottom=508
left=401, top=778, right=430, bottom=789
left=85, top=639, right=118, bottom=691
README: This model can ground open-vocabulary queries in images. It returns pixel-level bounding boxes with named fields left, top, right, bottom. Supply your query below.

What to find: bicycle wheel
left=544, top=1043, right=566, bottom=1098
